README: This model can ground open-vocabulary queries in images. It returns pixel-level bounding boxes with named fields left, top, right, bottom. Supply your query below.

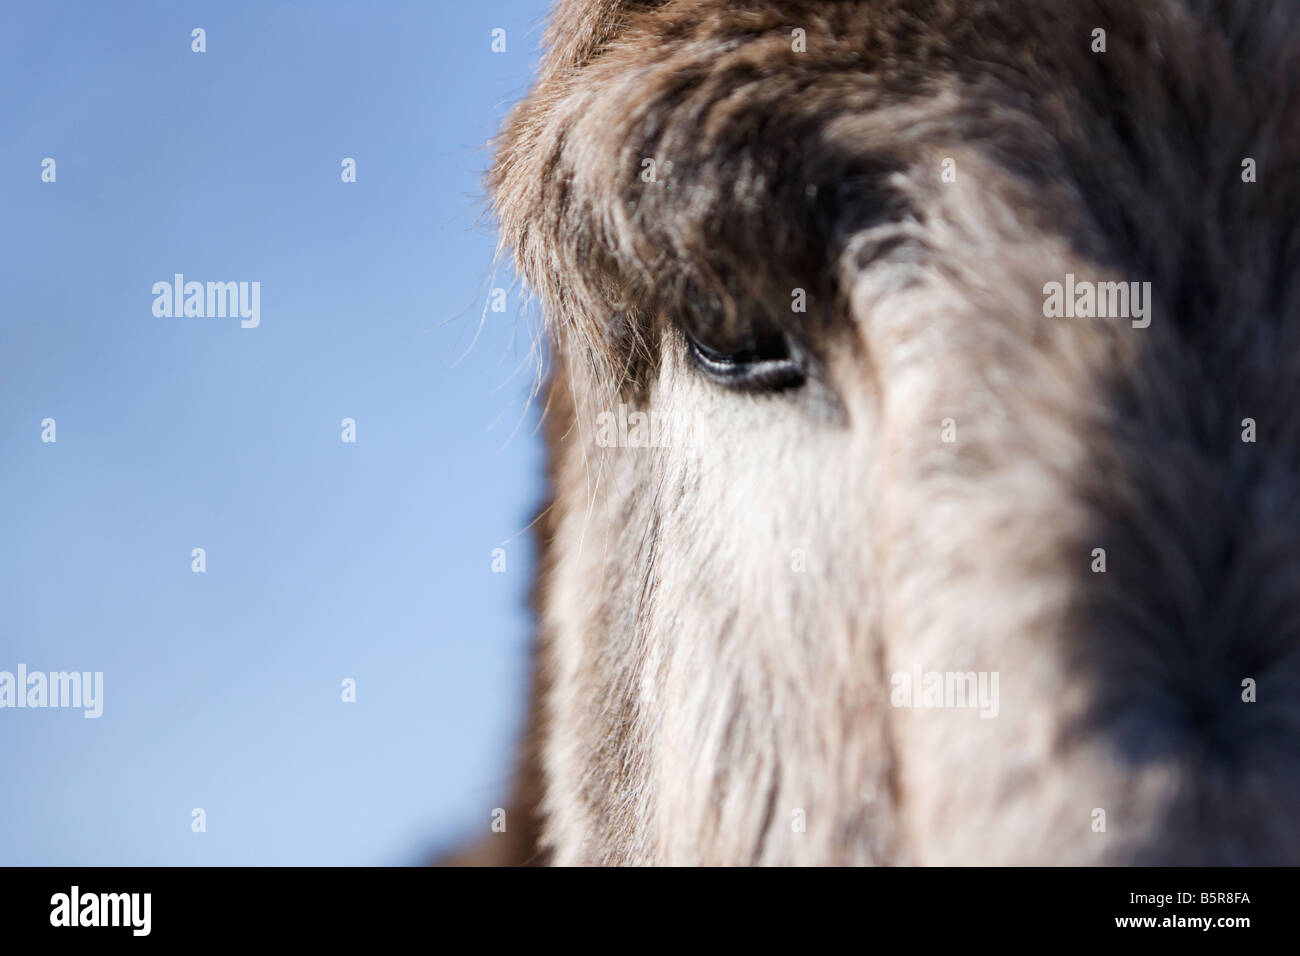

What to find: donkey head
left=488, top=0, right=1300, bottom=864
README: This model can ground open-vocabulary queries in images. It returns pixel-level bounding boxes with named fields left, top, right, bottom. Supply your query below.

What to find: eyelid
left=684, top=329, right=807, bottom=392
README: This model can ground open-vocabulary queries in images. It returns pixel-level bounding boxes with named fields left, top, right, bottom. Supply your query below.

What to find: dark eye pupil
left=684, top=325, right=806, bottom=392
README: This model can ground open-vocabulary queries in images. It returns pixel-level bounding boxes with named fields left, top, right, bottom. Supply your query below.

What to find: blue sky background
left=0, top=0, right=550, bottom=864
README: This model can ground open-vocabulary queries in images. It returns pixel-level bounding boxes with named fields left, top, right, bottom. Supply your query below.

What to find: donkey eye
left=683, top=325, right=807, bottom=392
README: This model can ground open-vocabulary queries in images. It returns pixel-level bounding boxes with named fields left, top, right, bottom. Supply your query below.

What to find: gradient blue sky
left=0, top=0, right=550, bottom=864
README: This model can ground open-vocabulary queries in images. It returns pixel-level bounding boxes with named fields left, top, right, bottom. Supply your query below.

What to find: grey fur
left=475, top=0, right=1300, bottom=865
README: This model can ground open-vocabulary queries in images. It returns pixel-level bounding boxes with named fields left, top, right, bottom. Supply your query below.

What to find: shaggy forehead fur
left=489, top=0, right=1300, bottom=864
left=494, top=0, right=1300, bottom=388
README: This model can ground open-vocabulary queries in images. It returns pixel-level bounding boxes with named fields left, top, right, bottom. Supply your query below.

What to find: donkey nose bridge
left=865, top=338, right=1300, bottom=859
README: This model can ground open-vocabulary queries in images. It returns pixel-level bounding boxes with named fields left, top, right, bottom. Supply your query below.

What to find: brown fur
left=471, top=0, right=1300, bottom=864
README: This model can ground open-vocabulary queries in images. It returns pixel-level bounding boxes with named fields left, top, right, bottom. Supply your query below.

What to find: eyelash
left=683, top=328, right=807, bottom=392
